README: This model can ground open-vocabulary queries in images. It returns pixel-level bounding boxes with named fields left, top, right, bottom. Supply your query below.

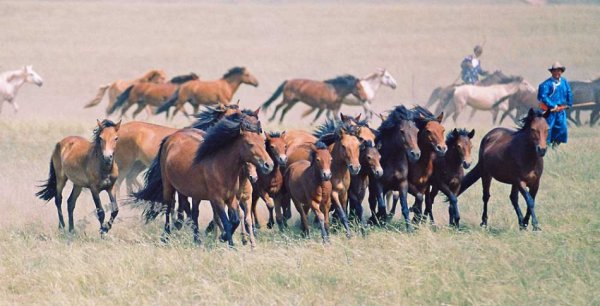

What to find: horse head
left=95, top=119, right=121, bottom=165
left=414, top=106, right=447, bottom=157
left=24, top=65, right=43, bottom=87
left=310, top=141, right=333, bottom=181
left=244, top=162, right=258, bottom=184
left=360, top=140, right=383, bottom=178
left=265, top=131, right=288, bottom=167
left=334, top=125, right=362, bottom=175
left=379, top=106, right=421, bottom=163
left=447, top=128, right=475, bottom=169
left=520, top=108, right=550, bottom=157
left=226, top=67, right=259, bottom=87
left=378, top=68, right=398, bottom=89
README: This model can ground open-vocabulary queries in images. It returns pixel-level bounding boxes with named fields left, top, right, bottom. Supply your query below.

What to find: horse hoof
left=346, top=233, right=352, bottom=239
left=266, top=222, right=274, bottom=229
left=174, top=221, right=183, bottom=231
left=160, top=236, right=169, bottom=244
left=480, top=222, right=487, bottom=228
left=533, top=225, right=542, bottom=232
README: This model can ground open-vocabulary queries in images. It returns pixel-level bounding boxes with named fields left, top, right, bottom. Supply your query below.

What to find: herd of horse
left=0, top=64, right=596, bottom=246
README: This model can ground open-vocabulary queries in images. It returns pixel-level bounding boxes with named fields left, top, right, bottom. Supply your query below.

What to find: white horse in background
left=341, top=68, right=397, bottom=119
left=0, top=65, right=44, bottom=114
left=441, top=79, right=533, bottom=124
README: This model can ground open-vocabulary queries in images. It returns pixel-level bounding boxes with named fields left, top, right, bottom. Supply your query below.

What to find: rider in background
left=538, top=62, right=573, bottom=147
left=460, top=45, right=489, bottom=85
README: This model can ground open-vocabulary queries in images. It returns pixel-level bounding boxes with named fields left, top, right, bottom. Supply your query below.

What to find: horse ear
left=115, top=120, right=122, bottom=132
left=528, top=108, right=535, bottom=117
left=355, top=114, right=361, bottom=121
left=254, top=107, right=260, bottom=117
left=96, top=119, right=103, bottom=129
left=543, top=110, right=551, bottom=118
left=378, top=113, right=387, bottom=121
left=468, top=129, right=475, bottom=138
left=376, top=141, right=382, bottom=150
left=264, top=132, right=271, bottom=140
left=236, top=99, right=240, bottom=106
left=281, top=131, right=286, bottom=137
left=436, top=112, right=444, bottom=122
left=340, top=113, right=347, bottom=121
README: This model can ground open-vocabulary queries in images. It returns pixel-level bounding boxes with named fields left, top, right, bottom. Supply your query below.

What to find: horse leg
left=190, top=199, right=201, bottom=244
left=175, top=194, right=190, bottom=230
left=398, top=182, right=413, bottom=232
left=54, top=176, right=68, bottom=230
left=262, top=193, right=276, bottom=229
left=518, top=182, right=541, bottom=231
left=331, top=191, right=351, bottom=238
left=269, top=98, right=289, bottom=122
left=131, top=102, right=147, bottom=119
left=362, top=101, right=374, bottom=120
left=480, top=175, right=492, bottom=227
left=368, top=181, right=386, bottom=224
left=5, top=98, right=19, bottom=113
left=312, top=108, right=326, bottom=123
left=212, top=201, right=234, bottom=246
left=509, top=184, right=525, bottom=229
left=292, top=199, right=309, bottom=237
left=311, top=200, right=328, bottom=243
left=104, top=189, right=119, bottom=233
left=66, top=185, right=82, bottom=233
left=437, top=184, right=459, bottom=227
left=468, top=107, right=477, bottom=121
left=425, top=186, right=439, bottom=225
left=301, top=107, right=317, bottom=118
left=90, top=189, right=108, bottom=235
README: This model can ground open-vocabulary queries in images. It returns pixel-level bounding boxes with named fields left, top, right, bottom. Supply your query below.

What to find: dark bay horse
left=134, top=112, right=273, bottom=245
left=85, top=69, right=167, bottom=116
left=109, top=73, right=199, bottom=118
left=157, top=67, right=259, bottom=119
left=370, top=105, right=420, bottom=229
left=285, top=142, right=333, bottom=242
left=251, top=131, right=288, bottom=231
left=37, top=120, right=121, bottom=235
left=262, top=75, right=369, bottom=123
left=425, top=128, right=474, bottom=227
left=459, top=108, right=550, bottom=230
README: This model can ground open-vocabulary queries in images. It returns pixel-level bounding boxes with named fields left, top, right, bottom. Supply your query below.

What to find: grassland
left=1, top=1, right=600, bottom=305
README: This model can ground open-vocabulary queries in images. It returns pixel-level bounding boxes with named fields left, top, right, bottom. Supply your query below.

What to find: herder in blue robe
left=537, top=62, right=573, bottom=146
left=460, top=45, right=488, bottom=85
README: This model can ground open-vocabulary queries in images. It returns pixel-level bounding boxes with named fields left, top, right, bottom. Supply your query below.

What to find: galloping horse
left=459, top=109, right=550, bottom=230
left=134, top=112, right=274, bottom=246
left=370, top=105, right=420, bottom=229
left=440, top=78, right=530, bottom=124
left=85, top=69, right=167, bottom=116
left=262, top=75, right=369, bottom=123
left=341, top=69, right=398, bottom=119
left=251, top=131, right=288, bottom=231
left=285, top=142, right=333, bottom=242
left=0, top=66, right=43, bottom=114
left=156, top=67, right=259, bottom=119
left=37, top=120, right=121, bottom=235
left=426, top=70, right=519, bottom=112
left=425, top=128, right=474, bottom=226
left=109, top=73, right=199, bottom=118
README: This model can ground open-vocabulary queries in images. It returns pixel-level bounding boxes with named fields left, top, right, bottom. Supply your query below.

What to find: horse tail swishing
left=108, top=85, right=134, bottom=115
left=85, top=84, right=111, bottom=108
left=135, top=138, right=168, bottom=222
left=458, top=163, right=481, bottom=196
left=155, top=88, right=179, bottom=116
left=261, top=81, right=287, bottom=111
left=36, top=159, right=58, bottom=201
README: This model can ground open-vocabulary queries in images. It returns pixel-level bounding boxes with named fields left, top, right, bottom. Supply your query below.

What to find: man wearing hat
left=538, top=62, right=573, bottom=146
left=460, top=45, right=488, bottom=85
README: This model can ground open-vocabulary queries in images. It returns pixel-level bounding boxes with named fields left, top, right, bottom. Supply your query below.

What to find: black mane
left=314, top=118, right=359, bottom=146
left=517, top=108, right=546, bottom=132
left=193, top=112, right=261, bottom=164
left=170, top=73, right=198, bottom=84
left=223, top=67, right=245, bottom=79
left=324, top=75, right=359, bottom=89
left=411, top=105, right=437, bottom=129
left=377, top=105, right=415, bottom=139
left=93, top=119, right=118, bottom=144
left=190, top=105, right=239, bottom=131
left=446, top=128, right=471, bottom=145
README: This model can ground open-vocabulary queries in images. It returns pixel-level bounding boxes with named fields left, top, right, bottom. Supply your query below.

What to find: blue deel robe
left=537, top=77, right=573, bottom=144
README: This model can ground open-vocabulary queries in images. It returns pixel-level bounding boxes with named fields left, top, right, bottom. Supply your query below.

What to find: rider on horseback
left=460, top=45, right=489, bottom=85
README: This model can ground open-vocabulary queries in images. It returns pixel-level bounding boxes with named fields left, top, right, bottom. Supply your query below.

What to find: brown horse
left=109, top=73, right=199, bottom=118
left=398, top=106, right=446, bottom=222
left=369, top=105, right=421, bottom=230
left=285, top=142, right=333, bottom=242
left=37, top=120, right=121, bottom=235
left=459, top=108, right=550, bottom=230
left=85, top=69, right=167, bottom=116
left=251, top=131, right=288, bottom=231
left=262, top=75, right=369, bottom=123
left=424, top=128, right=474, bottom=227
left=134, top=112, right=273, bottom=245
left=157, top=67, right=259, bottom=119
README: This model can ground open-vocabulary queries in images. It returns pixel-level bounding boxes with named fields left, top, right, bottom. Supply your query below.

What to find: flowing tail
left=261, top=81, right=287, bottom=111
left=155, top=88, right=179, bottom=116
left=458, top=163, right=481, bottom=196
left=108, top=85, right=134, bottom=115
left=36, top=160, right=57, bottom=201
left=133, top=138, right=168, bottom=222
left=425, top=87, right=442, bottom=109
left=84, top=84, right=110, bottom=108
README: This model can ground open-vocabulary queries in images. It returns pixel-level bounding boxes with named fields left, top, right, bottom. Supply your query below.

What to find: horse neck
left=209, top=137, right=245, bottom=185
left=416, top=134, right=436, bottom=170
left=330, top=142, right=349, bottom=178
left=379, top=133, right=408, bottom=167
left=4, top=71, right=26, bottom=89
left=364, top=74, right=383, bottom=92
left=512, top=130, right=542, bottom=165
left=224, top=75, right=243, bottom=94
left=89, top=140, right=114, bottom=176
left=442, top=144, right=464, bottom=172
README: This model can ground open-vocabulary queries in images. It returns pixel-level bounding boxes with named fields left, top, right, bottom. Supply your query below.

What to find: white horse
left=341, top=68, right=397, bottom=119
left=442, top=79, right=533, bottom=124
left=0, top=65, right=43, bottom=114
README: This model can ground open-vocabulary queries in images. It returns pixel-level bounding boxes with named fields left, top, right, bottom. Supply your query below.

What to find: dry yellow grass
left=1, top=1, right=600, bottom=305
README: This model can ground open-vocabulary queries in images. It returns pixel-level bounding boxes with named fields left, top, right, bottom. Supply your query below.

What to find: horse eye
left=115, top=137, right=119, bottom=141
left=367, top=156, right=372, bottom=160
